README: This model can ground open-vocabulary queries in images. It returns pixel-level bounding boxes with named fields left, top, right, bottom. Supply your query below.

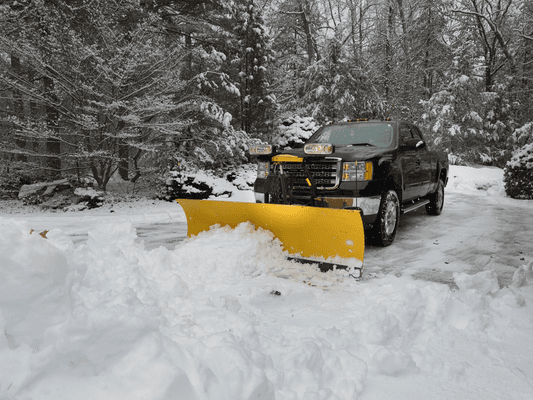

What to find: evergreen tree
left=229, top=0, right=276, bottom=135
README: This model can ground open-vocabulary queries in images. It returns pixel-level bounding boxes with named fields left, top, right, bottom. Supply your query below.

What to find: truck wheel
left=426, top=179, right=444, bottom=215
left=373, top=190, right=400, bottom=246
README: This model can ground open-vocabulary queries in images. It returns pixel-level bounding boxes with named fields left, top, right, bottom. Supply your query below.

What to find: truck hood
left=277, top=146, right=390, bottom=161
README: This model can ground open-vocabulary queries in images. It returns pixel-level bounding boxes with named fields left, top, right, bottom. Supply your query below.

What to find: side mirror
left=415, top=140, right=426, bottom=149
left=401, top=138, right=420, bottom=150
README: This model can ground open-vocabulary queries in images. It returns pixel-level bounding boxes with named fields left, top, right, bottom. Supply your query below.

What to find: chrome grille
left=281, top=158, right=341, bottom=190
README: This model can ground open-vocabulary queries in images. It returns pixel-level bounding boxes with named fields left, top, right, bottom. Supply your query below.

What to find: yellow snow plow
left=176, top=199, right=365, bottom=275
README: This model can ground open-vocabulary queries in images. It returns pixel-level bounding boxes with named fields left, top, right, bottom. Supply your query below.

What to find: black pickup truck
left=250, top=119, right=449, bottom=246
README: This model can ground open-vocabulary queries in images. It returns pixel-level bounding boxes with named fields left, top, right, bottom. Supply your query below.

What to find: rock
left=18, top=179, right=71, bottom=199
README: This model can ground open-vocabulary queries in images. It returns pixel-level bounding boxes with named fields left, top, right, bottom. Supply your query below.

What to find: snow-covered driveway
left=365, top=191, right=533, bottom=287
left=1, top=165, right=533, bottom=400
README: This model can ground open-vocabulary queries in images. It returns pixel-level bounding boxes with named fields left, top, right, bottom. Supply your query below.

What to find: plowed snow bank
left=1, top=220, right=533, bottom=400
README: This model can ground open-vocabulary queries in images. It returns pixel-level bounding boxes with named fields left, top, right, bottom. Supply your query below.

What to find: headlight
left=342, top=161, right=373, bottom=181
left=304, top=143, right=333, bottom=154
left=257, top=162, right=270, bottom=179
left=249, top=144, right=272, bottom=155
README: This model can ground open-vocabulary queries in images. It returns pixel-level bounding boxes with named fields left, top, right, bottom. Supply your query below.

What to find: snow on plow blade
left=176, top=199, right=364, bottom=272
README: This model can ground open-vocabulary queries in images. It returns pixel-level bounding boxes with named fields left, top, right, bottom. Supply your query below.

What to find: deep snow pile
left=1, top=217, right=533, bottom=399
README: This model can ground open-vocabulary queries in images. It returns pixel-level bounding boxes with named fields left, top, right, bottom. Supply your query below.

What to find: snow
left=507, top=142, right=533, bottom=169
left=447, top=165, right=505, bottom=197
left=74, top=187, right=102, bottom=198
left=273, top=116, right=318, bottom=148
left=1, top=165, right=533, bottom=399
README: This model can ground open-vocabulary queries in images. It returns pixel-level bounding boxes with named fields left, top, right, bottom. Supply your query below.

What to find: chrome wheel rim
left=384, top=194, right=398, bottom=236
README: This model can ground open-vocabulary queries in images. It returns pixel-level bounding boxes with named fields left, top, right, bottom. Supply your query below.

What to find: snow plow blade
left=176, top=199, right=364, bottom=272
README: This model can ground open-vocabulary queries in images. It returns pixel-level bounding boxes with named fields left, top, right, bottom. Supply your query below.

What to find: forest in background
left=1, top=0, right=532, bottom=193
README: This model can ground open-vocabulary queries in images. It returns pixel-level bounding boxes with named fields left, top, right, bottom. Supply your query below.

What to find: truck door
left=410, top=124, right=432, bottom=197
left=399, top=123, right=418, bottom=201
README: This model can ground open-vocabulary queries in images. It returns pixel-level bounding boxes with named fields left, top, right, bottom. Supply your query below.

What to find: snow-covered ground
left=1, top=166, right=533, bottom=400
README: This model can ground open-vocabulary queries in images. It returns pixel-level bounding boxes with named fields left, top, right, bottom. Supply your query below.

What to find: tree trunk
left=28, top=67, right=40, bottom=153
left=118, top=144, right=129, bottom=180
left=11, top=55, right=27, bottom=162
left=385, top=2, right=394, bottom=100
left=423, top=3, right=433, bottom=97
left=43, top=76, right=61, bottom=176
left=298, top=0, right=317, bottom=64
left=396, top=0, right=411, bottom=102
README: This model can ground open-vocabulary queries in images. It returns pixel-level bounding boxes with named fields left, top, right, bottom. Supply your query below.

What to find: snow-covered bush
left=157, top=164, right=255, bottom=201
left=22, top=192, right=45, bottom=206
left=74, top=187, right=105, bottom=209
left=0, top=165, right=45, bottom=200
left=504, top=143, right=533, bottom=199
left=272, top=116, right=318, bottom=148
left=159, top=171, right=218, bottom=201
left=224, top=164, right=256, bottom=190
left=510, top=122, right=533, bottom=147
left=0, top=176, right=25, bottom=200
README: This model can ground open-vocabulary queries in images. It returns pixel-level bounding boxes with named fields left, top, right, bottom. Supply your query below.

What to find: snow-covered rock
left=18, top=178, right=71, bottom=200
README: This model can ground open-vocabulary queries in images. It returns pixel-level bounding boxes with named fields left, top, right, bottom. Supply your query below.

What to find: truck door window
left=399, top=124, right=413, bottom=144
left=410, top=125, right=426, bottom=151
left=410, top=126, right=422, bottom=141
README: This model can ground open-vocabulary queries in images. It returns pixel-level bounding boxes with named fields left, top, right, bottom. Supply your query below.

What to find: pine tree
left=228, top=0, right=276, bottom=135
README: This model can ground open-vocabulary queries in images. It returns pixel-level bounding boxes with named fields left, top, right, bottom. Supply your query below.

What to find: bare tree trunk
left=385, top=2, right=394, bottom=100
left=423, top=2, right=433, bottom=98
left=298, top=0, right=317, bottom=64
left=348, top=0, right=361, bottom=62
left=118, top=144, right=129, bottom=180
left=131, top=148, right=143, bottom=183
left=27, top=68, right=40, bottom=153
left=43, top=75, right=61, bottom=177
left=11, top=55, right=27, bottom=162
left=359, top=0, right=364, bottom=56
left=396, top=0, right=411, bottom=102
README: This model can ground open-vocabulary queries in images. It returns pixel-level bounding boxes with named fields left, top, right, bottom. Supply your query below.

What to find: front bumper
left=315, top=196, right=381, bottom=215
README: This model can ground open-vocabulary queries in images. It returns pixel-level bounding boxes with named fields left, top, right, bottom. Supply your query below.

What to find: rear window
left=311, top=123, right=393, bottom=148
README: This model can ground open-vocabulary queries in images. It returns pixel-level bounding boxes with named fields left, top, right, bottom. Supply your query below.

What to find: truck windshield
left=311, top=123, right=393, bottom=148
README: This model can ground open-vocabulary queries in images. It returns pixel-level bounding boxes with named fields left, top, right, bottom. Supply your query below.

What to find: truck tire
left=373, top=189, right=400, bottom=246
left=426, top=179, right=444, bottom=215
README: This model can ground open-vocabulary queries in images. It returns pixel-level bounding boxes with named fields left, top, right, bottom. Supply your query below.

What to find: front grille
left=281, top=159, right=341, bottom=190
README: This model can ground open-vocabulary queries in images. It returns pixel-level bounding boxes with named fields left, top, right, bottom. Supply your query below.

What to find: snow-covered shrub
left=272, top=115, right=318, bottom=148
left=504, top=143, right=533, bottom=199
left=74, top=187, right=104, bottom=209
left=510, top=122, right=533, bottom=147
left=0, top=175, right=26, bottom=200
left=159, top=172, right=214, bottom=201
left=0, top=165, right=45, bottom=200
left=22, top=193, right=45, bottom=206
left=157, top=164, right=255, bottom=201
left=224, top=164, right=256, bottom=190
left=158, top=168, right=231, bottom=201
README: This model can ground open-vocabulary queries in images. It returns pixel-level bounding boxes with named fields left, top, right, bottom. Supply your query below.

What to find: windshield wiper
left=345, top=143, right=377, bottom=147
